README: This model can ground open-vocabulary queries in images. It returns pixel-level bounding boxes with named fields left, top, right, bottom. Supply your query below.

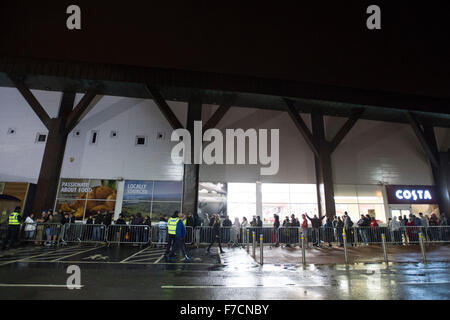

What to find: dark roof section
left=1, top=56, right=450, bottom=127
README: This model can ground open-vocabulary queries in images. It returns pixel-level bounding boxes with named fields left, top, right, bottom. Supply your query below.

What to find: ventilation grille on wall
left=135, top=135, right=147, bottom=146
left=35, top=133, right=47, bottom=143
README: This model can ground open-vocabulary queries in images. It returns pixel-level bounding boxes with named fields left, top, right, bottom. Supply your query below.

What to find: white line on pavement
left=154, top=254, right=165, bottom=264
left=0, top=246, right=89, bottom=266
left=51, top=246, right=105, bottom=262
left=0, top=284, right=83, bottom=288
left=119, top=247, right=154, bottom=263
left=217, top=247, right=222, bottom=265
left=161, top=284, right=332, bottom=289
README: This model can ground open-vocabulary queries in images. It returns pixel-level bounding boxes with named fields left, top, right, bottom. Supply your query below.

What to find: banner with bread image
left=55, top=178, right=117, bottom=220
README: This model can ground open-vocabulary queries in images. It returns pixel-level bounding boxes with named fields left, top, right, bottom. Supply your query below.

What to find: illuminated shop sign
left=386, top=185, right=436, bottom=204
left=394, top=189, right=432, bottom=201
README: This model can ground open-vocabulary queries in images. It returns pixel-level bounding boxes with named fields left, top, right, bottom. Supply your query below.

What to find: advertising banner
left=55, top=178, right=117, bottom=220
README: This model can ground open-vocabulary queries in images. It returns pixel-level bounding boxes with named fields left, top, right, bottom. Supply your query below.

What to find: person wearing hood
left=389, top=216, right=401, bottom=244
left=231, top=217, right=241, bottom=247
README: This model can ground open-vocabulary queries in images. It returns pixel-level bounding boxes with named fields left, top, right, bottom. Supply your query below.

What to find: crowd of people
left=1, top=206, right=449, bottom=252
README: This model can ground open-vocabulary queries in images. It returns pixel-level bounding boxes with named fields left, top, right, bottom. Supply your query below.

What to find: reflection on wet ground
left=0, top=244, right=448, bottom=300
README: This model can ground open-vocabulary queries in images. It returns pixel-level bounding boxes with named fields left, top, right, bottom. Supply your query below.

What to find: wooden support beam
left=203, top=104, right=231, bottom=131
left=65, top=85, right=100, bottom=134
left=283, top=98, right=319, bottom=157
left=182, top=98, right=202, bottom=217
left=32, top=91, right=75, bottom=215
left=330, top=108, right=365, bottom=153
left=8, top=74, right=51, bottom=129
left=311, top=110, right=336, bottom=218
left=145, top=83, right=184, bottom=130
left=407, top=112, right=439, bottom=168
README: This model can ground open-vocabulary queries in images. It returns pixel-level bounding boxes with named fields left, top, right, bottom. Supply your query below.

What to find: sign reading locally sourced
left=386, top=185, right=437, bottom=204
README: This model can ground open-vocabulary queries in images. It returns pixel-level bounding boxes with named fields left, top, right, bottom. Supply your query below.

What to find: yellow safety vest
left=9, top=212, right=20, bottom=225
left=183, top=219, right=186, bottom=226
left=167, top=218, right=180, bottom=235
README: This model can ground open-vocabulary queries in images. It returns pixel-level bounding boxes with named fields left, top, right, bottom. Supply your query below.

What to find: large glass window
left=334, top=184, right=386, bottom=223
left=227, top=183, right=256, bottom=222
left=262, top=183, right=318, bottom=224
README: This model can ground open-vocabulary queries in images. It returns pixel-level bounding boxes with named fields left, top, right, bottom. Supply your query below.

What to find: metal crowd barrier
left=21, top=223, right=64, bottom=245
left=61, top=223, right=107, bottom=244
left=106, top=224, right=151, bottom=245
left=190, top=225, right=450, bottom=246
left=4, top=221, right=450, bottom=248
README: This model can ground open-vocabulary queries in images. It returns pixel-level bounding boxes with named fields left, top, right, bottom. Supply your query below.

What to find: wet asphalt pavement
left=0, top=244, right=449, bottom=300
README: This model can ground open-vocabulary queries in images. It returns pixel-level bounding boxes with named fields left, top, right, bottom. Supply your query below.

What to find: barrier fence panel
left=61, top=224, right=107, bottom=244
left=185, top=226, right=194, bottom=244
left=106, top=224, right=151, bottom=245
left=277, top=227, right=301, bottom=246
left=21, top=223, right=63, bottom=246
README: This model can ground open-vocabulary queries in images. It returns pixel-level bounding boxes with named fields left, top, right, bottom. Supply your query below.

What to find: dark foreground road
left=0, top=245, right=448, bottom=300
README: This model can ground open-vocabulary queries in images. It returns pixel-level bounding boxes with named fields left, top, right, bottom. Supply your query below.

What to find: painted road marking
left=217, top=247, right=223, bottom=265
left=0, top=246, right=89, bottom=266
left=128, top=251, right=166, bottom=259
left=120, top=246, right=154, bottom=263
left=22, top=260, right=219, bottom=266
left=0, top=283, right=83, bottom=288
left=127, top=257, right=160, bottom=263
left=51, top=246, right=105, bottom=262
left=161, top=284, right=333, bottom=289
left=154, top=254, right=165, bottom=264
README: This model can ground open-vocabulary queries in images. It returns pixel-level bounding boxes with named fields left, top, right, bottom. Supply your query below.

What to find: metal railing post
left=343, top=232, right=349, bottom=265
left=301, top=234, right=306, bottom=265
left=381, top=233, right=388, bottom=264
left=247, top=229, right=250, bottom=252
left=260, top=234, right=264, bottom=265
left=419, top=232, right=427, bottom=264
left=252, top=231, right=256, bottom=259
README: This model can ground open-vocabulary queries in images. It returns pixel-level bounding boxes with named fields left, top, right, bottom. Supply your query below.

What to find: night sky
left=1, top=0, right=449, bottom=99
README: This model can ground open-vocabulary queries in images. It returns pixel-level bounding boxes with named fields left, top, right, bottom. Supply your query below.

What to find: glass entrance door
left=390, top=205, right=411, bottom=219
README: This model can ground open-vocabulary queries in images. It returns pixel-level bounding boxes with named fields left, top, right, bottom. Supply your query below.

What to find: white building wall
left=61, top=95, right=187, bottom=181
left=0, top=88, right=445, bottom=186
left=326, top=116, right=434, bottom=185
left=0, top=87, right=61, bottom=183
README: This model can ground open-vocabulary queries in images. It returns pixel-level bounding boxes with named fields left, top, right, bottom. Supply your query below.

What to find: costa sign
left=386, top=185, right=437, bottom=204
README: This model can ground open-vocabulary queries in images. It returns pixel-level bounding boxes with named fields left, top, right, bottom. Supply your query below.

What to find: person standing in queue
left=168, top=213, right=192, bottom=262
left=207, top=214, right=225, bottom=254
left=165, top=211, right=180, bottom=258
left=2, top=207, right=22, bottom=250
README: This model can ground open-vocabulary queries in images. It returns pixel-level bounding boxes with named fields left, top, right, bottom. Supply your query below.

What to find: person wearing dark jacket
left=131, top=212, right=144, bottom=243
left=143, top=215, right=152, bottom=244
left=103, top=212, right=113, bottom=226
left=93, top=212, right=104, bottom=241
left=222, top=215, right=232, bottom=243
left=114, top=213, right=128, bottom=242
left=207, top=214, right=225, bottom=254
left=168, top=213, right=192, bottom=261
left=273, top=214, right=280, bottom=246
left=306, top=214, right=326, bottom=247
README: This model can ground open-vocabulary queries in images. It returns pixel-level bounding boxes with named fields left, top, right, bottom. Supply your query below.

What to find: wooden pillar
left=33, top=91, right=75, bottom=215
left=182, top=97, right=202, bottom=217
left=311, top=110, right=336, bottom=218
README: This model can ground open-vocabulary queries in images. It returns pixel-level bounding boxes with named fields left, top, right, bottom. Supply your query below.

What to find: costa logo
left=394, top=189, right=432, bottom=201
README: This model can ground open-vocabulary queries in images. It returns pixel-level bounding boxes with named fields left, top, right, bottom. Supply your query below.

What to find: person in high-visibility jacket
left=168, top=213, right=192, bottom=262
left=2, top=206, right=22, bottom=250
left=165, top=211, right=180, bottom=257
